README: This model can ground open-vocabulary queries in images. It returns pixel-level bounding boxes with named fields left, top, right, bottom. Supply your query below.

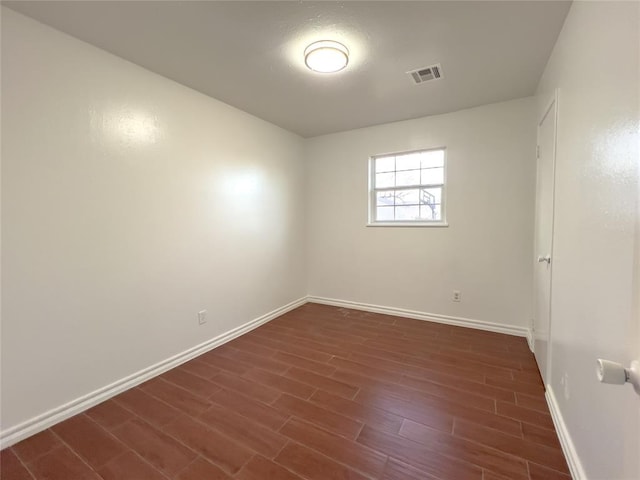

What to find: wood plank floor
left=1, top=303, right=570, bottom=480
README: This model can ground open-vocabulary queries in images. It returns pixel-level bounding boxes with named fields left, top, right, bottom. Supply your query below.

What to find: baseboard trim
left=0, top=296, right=307, bottom=449
left=306, top=296, right=528, bottom=338
left=546, top=385, right=586, bottom=480
left=527, top=329, right=535, bottom=352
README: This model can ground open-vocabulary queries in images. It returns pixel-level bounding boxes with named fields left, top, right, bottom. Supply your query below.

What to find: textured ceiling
left=4, top=1, right=571, bottom=137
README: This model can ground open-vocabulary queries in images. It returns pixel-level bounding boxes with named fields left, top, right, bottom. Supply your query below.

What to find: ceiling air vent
left=407, top=64, right=442, bottom=84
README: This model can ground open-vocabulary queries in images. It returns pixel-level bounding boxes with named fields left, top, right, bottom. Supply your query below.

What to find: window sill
left=366, top=221, right=449, bottom=228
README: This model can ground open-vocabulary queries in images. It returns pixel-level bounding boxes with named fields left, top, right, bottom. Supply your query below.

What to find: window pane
left=395, top=205, right=420, bottom=220
left=394, top=189, right=420, bottom=205
left=421, top=167, right=444, bottom=185
left=433, top=204, right=442, bottom=220
left=376, top=206, right=394, bottom=221
left=396, top=169, right=420, bottom=187
left=421, top=150, right=445, bottom=168
left=376, top=172, right=395, bottom=188
left=371, top=148, right=446, bottom=224
left=421, top=187, right=442, bottom=204
left=375, top=156, right=395, bottom=173
left=395, top=152, right=422, bottom=171
left=376, top=191, right=396, bottom=206
left=420, top=204, right=441, bottom=220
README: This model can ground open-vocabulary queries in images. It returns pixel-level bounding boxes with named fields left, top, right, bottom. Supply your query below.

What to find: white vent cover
left=407, top=64, right=442, bottom=84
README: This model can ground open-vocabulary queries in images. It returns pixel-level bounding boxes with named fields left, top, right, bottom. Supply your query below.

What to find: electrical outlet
left=452, top=290, right=461, bottom=302
left=197, top=310, right=207, bottom=325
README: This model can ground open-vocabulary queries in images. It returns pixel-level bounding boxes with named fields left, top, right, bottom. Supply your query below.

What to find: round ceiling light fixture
left=304, top=40, right=349, bottom=73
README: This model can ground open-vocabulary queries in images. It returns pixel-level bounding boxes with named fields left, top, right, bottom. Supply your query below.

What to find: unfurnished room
left=0, top=1, right=639, bottom=480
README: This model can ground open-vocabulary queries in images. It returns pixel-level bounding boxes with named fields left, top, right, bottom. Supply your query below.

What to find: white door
left=533, top=94, right=557, bottom=386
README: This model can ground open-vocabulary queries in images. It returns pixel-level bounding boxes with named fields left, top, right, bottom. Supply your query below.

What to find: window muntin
left=370, top=148, right=446, bottom=225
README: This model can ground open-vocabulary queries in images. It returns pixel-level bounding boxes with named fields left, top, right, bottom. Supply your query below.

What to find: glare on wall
left=100, top=107, right=160, bottom=146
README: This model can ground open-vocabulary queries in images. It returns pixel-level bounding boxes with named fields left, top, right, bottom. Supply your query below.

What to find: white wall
left=1, top=8, right=306, bottom=435
left=536, top=2, right=639, bottom=479
left=306, top=97, right=536, bottom=330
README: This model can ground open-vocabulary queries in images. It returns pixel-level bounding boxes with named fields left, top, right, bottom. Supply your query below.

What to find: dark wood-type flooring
left=1, top=303, right=570, bottom=480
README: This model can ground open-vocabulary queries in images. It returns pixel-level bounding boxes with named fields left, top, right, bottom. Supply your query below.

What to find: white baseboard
left=307, top=296, right=529, bottom=338
left=527, top=329, right=535, bottom=352
left=0, top=296, right=307, bottom=449
left=0, top=295, right=531, bottom=448
left=546, top=385, right=586, bottom=480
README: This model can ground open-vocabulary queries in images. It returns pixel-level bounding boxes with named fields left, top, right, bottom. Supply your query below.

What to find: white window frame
left=368, top=147, right=448, bottom=227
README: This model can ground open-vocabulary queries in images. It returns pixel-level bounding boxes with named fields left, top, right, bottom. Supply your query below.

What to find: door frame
left=533, top=89, right=559, bottom=386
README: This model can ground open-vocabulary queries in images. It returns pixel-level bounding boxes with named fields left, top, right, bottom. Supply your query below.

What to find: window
left=369, top=148, right=447, bottom=226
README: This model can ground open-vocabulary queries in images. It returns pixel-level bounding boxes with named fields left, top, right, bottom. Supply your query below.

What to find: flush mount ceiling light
left=304, top=40, right=349, bottom=73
